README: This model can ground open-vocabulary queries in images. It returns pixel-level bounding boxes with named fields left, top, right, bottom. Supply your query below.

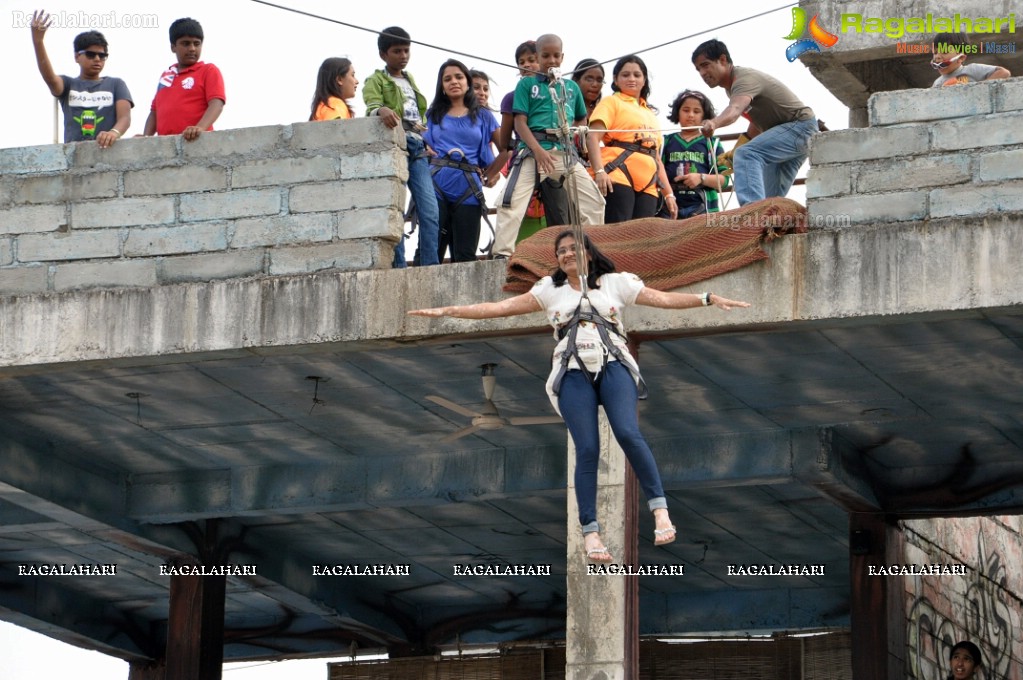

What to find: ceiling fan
left=425, top=363, right=562, bottom=442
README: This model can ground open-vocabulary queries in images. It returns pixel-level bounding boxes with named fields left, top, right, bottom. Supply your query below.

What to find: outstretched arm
left=30, top=11, right=63, bottom=98
left=409, top=292, right=542, bottom=319
left=702, top=94, right=752, bottom=137
left=635, top=288, right=750, bottom=311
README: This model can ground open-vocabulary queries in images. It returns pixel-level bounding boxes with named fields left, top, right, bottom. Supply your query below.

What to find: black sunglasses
left=77, top=50, right=109, bottom=60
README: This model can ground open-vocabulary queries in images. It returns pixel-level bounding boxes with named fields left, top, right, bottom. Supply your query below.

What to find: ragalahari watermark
left=13, top=10, right=158, bottom=30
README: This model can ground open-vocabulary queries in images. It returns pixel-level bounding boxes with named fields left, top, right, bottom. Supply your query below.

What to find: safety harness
left=501, top=130, right=571, bottom=226
left=428, top=150, right=495, bottom=254
left=602, top=140, right=658, bottom=193
left=550, top=295, right=648, bottom=399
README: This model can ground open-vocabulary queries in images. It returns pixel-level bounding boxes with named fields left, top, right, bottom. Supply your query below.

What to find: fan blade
left=507, top=416, right=563, bottom=425
left=426, top=395, right=481, bottom=419
left=440, top=425, right=481, bottom=443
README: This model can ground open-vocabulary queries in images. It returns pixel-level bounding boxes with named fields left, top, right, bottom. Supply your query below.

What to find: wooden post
left=164, top=561, right=227, bottom=680
left=624, top=465, right=639, bottom=679
left=849, top=512, right=906, bottom=680
left=160, top=520, right=230, bottom=680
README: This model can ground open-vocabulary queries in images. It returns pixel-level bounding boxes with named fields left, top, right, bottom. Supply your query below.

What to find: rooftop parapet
left=807, top=77, right=1023, bottom=223
left=0, top=119, right=406, bottom=296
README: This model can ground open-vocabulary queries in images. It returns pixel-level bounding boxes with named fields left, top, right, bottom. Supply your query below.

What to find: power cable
left=590, top=3, right=797, bottom=73
left=249, top=0, right=516, bottom=71
left=250, top=0, right=797, bottom=79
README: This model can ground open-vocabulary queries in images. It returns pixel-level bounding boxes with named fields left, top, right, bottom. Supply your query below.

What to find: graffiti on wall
left=907, top=530, right=1016, bottom=680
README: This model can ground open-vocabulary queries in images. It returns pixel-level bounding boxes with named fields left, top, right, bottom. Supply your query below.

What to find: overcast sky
left=3, top=0, right=854, bottom=677
left=8, top=0, right=852, bottom=150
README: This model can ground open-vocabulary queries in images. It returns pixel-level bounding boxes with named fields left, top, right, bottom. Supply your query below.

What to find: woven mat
left=503, top=197, right=807, bottom=293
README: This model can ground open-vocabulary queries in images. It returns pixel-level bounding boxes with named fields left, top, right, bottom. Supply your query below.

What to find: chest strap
left=550, top=300, right=648, bottom=399
left=500, top=146, right=570, bottom=227
left=427, top=151, right=495, bottom=255
left=603, top=140, right=658, bottom=193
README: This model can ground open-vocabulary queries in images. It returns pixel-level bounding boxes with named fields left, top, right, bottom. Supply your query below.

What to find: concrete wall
left=0, top=119, right=406, bottom=296
left=807, top=77, right=1023, bottom=222
left=904, top=516, right=1023, bottom=680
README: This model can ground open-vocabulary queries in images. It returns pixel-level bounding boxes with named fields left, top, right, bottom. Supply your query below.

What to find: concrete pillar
left=848, top=106, right=869, bottom=129
left=566, top=409, right=632, bottom=680
left=849, top=513, right=906, bottom=680
left=164, top=562, right=227, bottom=680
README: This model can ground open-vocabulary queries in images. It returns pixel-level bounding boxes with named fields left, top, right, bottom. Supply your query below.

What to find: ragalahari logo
left=784, top=7, right=840, bottom=61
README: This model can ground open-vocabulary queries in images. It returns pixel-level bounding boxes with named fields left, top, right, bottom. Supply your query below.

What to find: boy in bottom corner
left=145, top=17, right=225, bottom=140
left=931, top=32, right=1011, bottom=87
left=362, top=26, right=440, bottom=268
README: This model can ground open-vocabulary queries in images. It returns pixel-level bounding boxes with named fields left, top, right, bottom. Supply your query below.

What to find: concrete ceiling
left=2, top=306, right=1022, bottom=662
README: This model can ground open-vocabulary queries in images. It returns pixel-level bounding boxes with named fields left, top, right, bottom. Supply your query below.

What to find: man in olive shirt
left=693, top=39, right=817, bottom=205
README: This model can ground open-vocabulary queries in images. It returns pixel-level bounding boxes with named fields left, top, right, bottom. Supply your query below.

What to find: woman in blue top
left=424, top=59, right=500, bottom=263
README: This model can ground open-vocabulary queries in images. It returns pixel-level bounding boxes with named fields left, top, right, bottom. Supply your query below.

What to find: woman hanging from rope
left=586, top=55, right=677, bottom=223
left=409, top=230, right=750, bottom=561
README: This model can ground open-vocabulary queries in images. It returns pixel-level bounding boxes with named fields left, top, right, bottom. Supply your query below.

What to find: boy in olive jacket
left=363, top=26, right=439, bottom=267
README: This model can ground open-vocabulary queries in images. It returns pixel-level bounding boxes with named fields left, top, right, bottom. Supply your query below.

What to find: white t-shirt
left=392, top=75, right=422, bottom=124
left=530, top=272, right=645, bottom=412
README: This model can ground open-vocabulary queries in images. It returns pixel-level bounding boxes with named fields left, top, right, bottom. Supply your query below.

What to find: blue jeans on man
left=558, top=361, right=668, bottom=534
left=394, top=134, right=440, bottom=268
left=733, top=117, right=817, bottom=205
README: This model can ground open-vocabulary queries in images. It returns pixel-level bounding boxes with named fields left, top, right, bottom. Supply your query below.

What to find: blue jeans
left=733, top=117, right=817, bottom=205
left=398, top=134, right=440, bottom=268
left=559, top=361, right=667, bottom=534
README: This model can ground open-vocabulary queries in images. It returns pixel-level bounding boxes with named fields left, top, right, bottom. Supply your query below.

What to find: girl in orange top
left=309, top=57, right=358, bottom=121
left=586, top=55, right=676, bottom=223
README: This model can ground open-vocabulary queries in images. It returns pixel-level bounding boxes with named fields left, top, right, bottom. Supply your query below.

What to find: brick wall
left=0, top=119, right=407, bottom=295
left=807, top=78, right=1023, bottom=224
left=904, top=516, right=1023, bottom=680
